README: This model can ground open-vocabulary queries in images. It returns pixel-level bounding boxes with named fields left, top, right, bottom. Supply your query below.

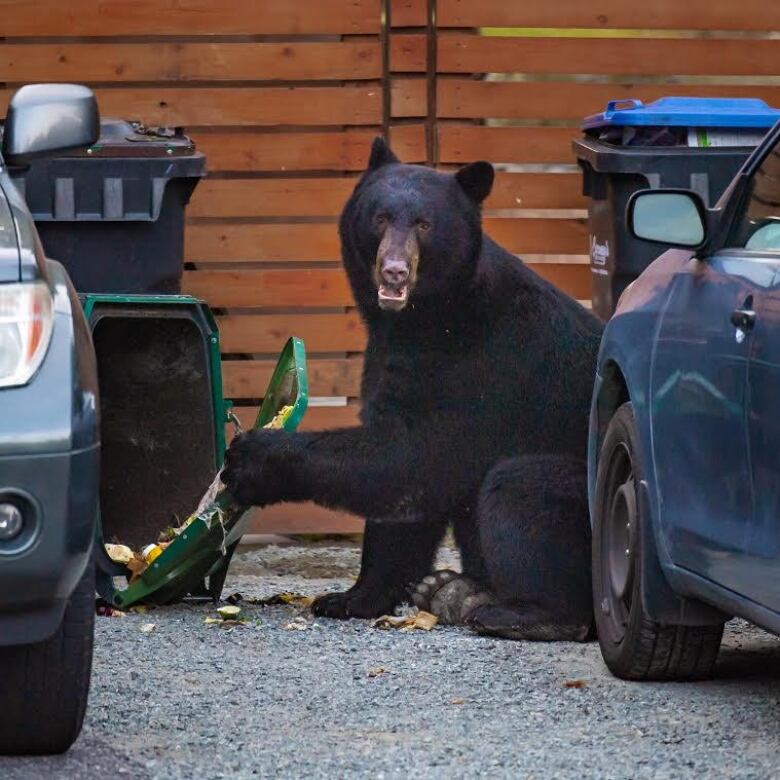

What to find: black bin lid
left=62, top=118, right=199, bottom=158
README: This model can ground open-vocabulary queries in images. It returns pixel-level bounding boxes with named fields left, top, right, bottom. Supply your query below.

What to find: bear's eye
left=416, top=219, right=432, bottom=232
left=375, top=214, right=389, bottom=229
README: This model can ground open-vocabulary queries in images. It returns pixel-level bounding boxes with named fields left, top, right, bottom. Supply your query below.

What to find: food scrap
left=372, top=611, right=438, bottom=631
left=217, top=605, right=242, bottom=621
left=257, top=592, right=315, bottom=608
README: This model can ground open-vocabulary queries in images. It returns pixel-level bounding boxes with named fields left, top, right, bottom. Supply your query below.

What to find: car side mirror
left=1, top=84, right=99, bottom=162
left=627, top=189, right=708, bottom=250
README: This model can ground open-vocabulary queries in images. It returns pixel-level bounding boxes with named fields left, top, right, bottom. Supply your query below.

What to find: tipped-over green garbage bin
left=84, top=294, right=309, bottom=606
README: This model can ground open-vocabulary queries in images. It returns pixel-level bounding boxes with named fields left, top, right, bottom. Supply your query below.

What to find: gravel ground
left=3, top=541, right=780, bottom=780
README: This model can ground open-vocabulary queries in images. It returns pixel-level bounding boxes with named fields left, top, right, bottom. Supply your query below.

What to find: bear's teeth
left=379, top=284, right=408, bottom=300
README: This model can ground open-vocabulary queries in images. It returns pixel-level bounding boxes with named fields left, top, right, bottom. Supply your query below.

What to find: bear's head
left=339, top=137, right=494, bottom=314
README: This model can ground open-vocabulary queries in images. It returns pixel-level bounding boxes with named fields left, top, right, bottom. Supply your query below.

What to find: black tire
left=592, top=403, right=724, bottom=681
left=0, top=561, right=94, bottom=755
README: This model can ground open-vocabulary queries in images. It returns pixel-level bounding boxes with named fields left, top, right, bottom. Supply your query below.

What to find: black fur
left=221, top=140, right=603, bottom=637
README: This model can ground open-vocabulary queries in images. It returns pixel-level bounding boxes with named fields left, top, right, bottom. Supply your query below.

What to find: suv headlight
left=0, top=282, right=54, bottom=388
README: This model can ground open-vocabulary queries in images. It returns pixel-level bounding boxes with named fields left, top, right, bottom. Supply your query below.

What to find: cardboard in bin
left=582, top=97, right=780, bottom=149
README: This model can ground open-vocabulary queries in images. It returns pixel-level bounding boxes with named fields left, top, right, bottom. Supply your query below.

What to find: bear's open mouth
left=378, top=284, right=409, bottom=311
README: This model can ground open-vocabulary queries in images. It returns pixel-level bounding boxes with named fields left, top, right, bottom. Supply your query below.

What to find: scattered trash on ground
left=368, top=667, right=388, bottom=678
left=372, top=611, right=438, bottom=631
left=140, top=622, right=156, bottom=634
left=564, top=679, right=588, bottom=689
left=225, top=591, right=316, bottom=609
left=451, top=698, right=466, bottom=705
left=96, top=604, right=125, bottom=618
left=282, top=616, right=314, bottom=631
left=217, top=605, right=242, bottom=620
left=258, top=592, right=315, bottom=608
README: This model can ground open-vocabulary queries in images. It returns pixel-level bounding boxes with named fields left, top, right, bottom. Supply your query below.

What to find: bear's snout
left=375, top=226, right=419, bottom=312
left=380, top=257, right=410, bottom=286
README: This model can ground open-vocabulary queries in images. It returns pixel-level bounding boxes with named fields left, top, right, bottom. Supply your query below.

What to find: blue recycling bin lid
left=582, top=97, right=780, bottom=130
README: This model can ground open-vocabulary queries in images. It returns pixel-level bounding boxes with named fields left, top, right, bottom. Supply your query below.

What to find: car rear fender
left=591, top=356, right=727, bottom=626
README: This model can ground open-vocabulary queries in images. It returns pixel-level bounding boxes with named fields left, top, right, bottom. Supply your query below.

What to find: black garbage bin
left=574, top=97, right=780, bottom=320
left=9, top=120, right=205, bottom=294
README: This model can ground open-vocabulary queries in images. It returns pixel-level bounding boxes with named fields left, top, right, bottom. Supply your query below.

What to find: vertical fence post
left=380, top=0, right=392, bottom=141
left=426, top=0, right=438, bottom=166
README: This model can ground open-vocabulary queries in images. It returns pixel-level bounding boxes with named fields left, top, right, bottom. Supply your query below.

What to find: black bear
left=222, top=138, right=603, bottom=640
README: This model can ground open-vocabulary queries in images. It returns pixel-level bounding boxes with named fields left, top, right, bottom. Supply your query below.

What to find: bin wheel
left=0, top=562, right=94, bottom=754
left=592, top=403, right=724, bottom=681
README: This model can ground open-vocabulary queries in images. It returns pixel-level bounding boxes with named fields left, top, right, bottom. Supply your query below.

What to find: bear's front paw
left=221, top=429, right=294, bottom=507
left=311, top=586, right=401, bottom=620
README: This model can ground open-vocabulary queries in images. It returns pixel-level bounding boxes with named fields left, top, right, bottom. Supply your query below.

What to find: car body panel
left=590, top=122, right=780, bottom=637
left=0, top=175, right=99, bottom=645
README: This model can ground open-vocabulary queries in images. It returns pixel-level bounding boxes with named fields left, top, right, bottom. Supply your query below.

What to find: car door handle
left=730, top=307, right=757, bottom=330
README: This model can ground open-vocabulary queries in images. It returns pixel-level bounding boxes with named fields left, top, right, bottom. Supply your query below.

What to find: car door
left=650, top=251, right=758, bottom=593
left=744, top=276, right=780, bottom=610
left=727, top=134, right=780, bottom=610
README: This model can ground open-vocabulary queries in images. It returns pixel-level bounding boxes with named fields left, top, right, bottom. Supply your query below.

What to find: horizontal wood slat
left=185, top=223, right=340, bottom=262
left=437, top=81, right=780, bottom=122
left=434, top=35, right=780, bottom=77
left=0, top=41, right=382, bottom=83
left=393, top=34, right=780, bottom=77
left=218, top=312, right=366, bottom=353
left=189, top=179, right=358, bottom=218
left=520, top=263, right=590, bottom=300
left=0, top=87, right=383, bottom=128
left=184, top=261, right=590, bottom=306
left=183, top=269, right=354, bottom=308
left=188, top=172, right=586, bottom=218
left=489, top=173, right=586, bottom=210
left=1, top=0, right=380, bottom=36
left=194, top=125, right=425, bottom=172
left=185, top=218, right=587, bottom=261
left=433, top=0, right=780, bottom=31
left=223, top=357, right=364, bottom=398
left=248, top=503, right=363, bottom=535
left=390, top=0, right=427, bottom=28
left=438, top=126, right=578, bottom=164
left=391, top=77, right=426, bottom=117
left=484, top=218, right=587, bottom=255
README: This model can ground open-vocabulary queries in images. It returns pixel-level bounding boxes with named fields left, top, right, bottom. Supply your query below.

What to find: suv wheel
left=593, top=402, right=724, bottom=681
left=0, top=561, right=94, bottom=754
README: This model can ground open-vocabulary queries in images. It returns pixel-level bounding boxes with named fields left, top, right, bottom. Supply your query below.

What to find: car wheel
left=593, top=402, right=724, bottom=681
left=0, top=561, right=94, bottom=755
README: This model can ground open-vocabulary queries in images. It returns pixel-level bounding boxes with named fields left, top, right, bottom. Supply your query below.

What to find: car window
left=731, top=136, right=780, bottom=251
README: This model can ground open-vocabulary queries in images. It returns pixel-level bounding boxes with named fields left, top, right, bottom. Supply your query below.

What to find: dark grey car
left=0, top=85, right=100, bottom=754
left=589, top=120, right=780, bottom=681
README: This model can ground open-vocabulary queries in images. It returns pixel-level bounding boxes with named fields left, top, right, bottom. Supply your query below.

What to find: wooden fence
left=2, top=0, right=780, bottom=533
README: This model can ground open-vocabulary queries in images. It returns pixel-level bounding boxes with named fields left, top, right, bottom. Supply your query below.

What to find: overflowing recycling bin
left=574, top=97, right=780, bottom=319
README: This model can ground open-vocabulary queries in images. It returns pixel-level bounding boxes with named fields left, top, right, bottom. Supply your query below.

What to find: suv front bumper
left=0, top=443, right=99, bottom=645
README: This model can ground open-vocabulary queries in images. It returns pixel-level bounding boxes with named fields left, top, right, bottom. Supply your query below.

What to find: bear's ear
left=455, top=161, right=495, bottom=204
left=367, top=136, right=399, bottom=170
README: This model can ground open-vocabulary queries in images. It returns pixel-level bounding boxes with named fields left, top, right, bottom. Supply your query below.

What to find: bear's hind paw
left=412, top=570, right=491, bottom=625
